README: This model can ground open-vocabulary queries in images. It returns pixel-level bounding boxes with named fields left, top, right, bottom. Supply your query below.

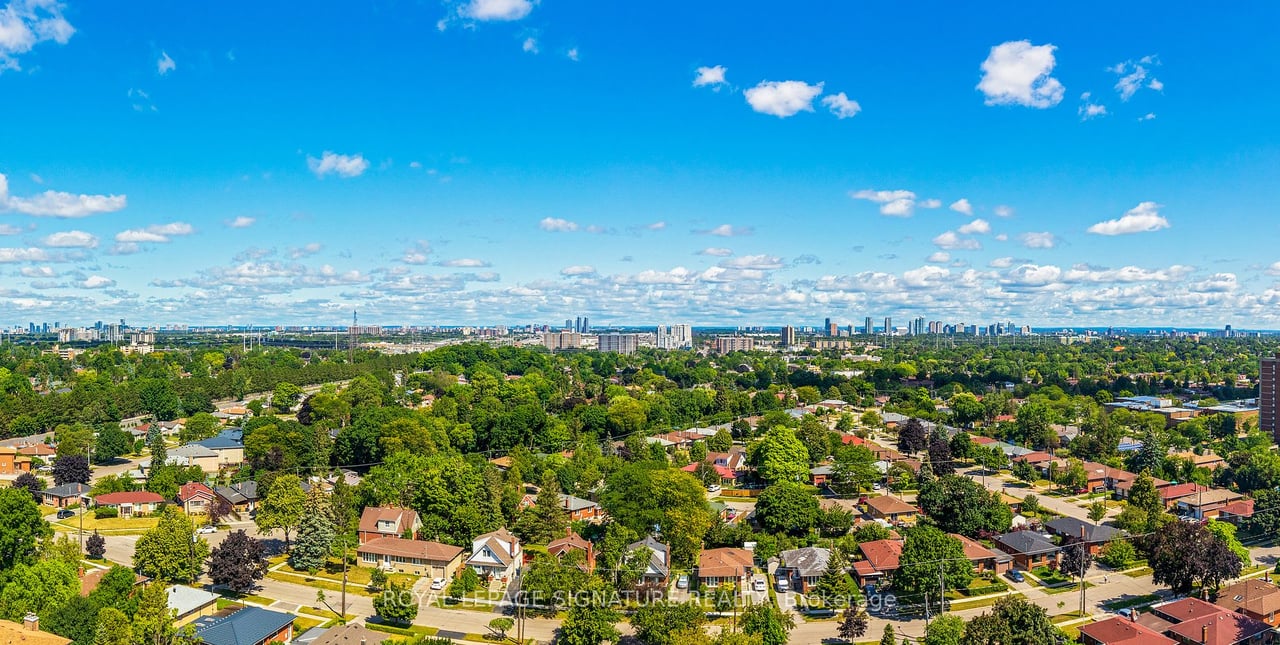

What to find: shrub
left=94, top=506, right=119, bottom=519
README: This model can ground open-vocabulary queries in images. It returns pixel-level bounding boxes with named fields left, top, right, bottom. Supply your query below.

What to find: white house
left=465, top=528, right=522, bottom=581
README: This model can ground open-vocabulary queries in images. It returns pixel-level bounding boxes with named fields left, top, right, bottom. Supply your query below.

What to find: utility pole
left=1078, top=527, right=1088, bottom=617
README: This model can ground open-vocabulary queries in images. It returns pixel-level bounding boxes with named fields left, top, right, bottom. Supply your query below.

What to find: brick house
left=357, top=507, right=422, bottom=544
left=357, top=537, right=464, bottom=579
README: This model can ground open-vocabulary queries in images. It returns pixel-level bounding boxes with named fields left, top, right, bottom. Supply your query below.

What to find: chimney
left=23, top=613, right=38, bottom=631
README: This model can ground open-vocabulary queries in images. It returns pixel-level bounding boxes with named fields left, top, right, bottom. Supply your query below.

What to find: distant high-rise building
left=714, top=336, right=754, bottom=354
left=823, top=318, right=831, bottom=331
left=565, top=319, right=573, bottom=330
left=779, top=325, right=796, bottom=347
left=1263, top=353, right=1279, bottom=441
left=575, top=316, right=582, bottom=333
left=581, top=317, right=590, bottom=333
left=656, top=324, right=693, bottom=349
left=597, top=333, right=638, bottom=355
left=826, top=321, right=838, bottom=337
left=884, top=317, right=892, bottom=336
left=543, top=331, right=582, bottom=351
left=864, top=317, right=874, bottom=335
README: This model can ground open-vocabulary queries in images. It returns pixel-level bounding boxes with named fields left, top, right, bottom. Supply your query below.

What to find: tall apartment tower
left=884, top=317, right=892, bottom=336
left=1263, top=353, right=1279, bottom=441
left=864, top=317, right=874, bottom=335
left=780, top=325, right=796, bottom=347
left=826, top=321, right=838, bottom=337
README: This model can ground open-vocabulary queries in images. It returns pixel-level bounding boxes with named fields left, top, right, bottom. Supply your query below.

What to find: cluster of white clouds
left=977, top=40, right=1064, bottom=108
left=0, top=0, right=75, bottom=72
left=1086, top=202, right=1170, bottom=236
left=693, top=65, right=861, bottom=120
left=307, top=152, right=370, bottom=179
left=0, top=173, right=126, bottom=217
left=157, top=50, right=175, bottom=75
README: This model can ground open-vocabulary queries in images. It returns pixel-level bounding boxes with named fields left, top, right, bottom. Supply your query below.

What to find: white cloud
left=1267, top=262, right=1280, bottom=276
left=902, top=265, right=950, bottom=288
left=42, top=230, right=97, bottom=248
left=993, top=205, right=1014, bottom=217
left=0, top=223, right=21, bottom=235
left=1138, top=113, right=1156, bottom=122
left=522, top=37, right=538, bottom=54
left=698, top=224, right=752, bottom=237
left=851, top=189, right=919, bottom=217
left=438, top=258, right=490, bottom=268
left=461, top=0, right=532, bottom=21
left=0, top=172, right=126, bottom=217
left=289, top=242, right=323, bottom=259
left=995, top=233, right=1008, bottom=241
left=949, top=198, right=973, bottom=216
left=721, top=254, right=784, bottom=270
left=958, top=218, right=991, bottom=235
left=0, top=0, right=75, bottom=73
left=1111, top=56, right=1160, bottom=101
left=977, top=40, right=1064, bottom=108
left=821, top=92, right=861, bottom=119
left=1087, top=202, right=1170, bottom=235
left=157, top=50, right=175, bottom=75
left=1078, top=92, right=1107, bottom=120
left=114, top=222, right=195, bottom=244
left=307, top=151, right=369, bottom=178
left=989, top=256, right=1015, bottom=268
left=698, top=247, right=732, bottom=257
left=918, top=199, right=942, bottom=209
left=560, top=265, right=595, bottom=277
left=20, top=266, right=54, bottom=277
left=80, top=275, right=114, bottom=289
left=539, top=217, right=578, bottom=232
left=1019, top=232, right=1057, bottom=249
left=566, top=48, right=579, bottom=62
left=926, top=251, right=951, bottom=264
left=0, top=247, right=48, bottom=262
left=744, top=80, right=824, bottom=118
left=693, top=65, right=727, bottom=89
left=646, top=221, right=666, bottom=231
left=932, top=230, right=981, bottom=250
left=227, top=216, right=255, bottom=228
left=1191, top=273, right=1237, bottom=293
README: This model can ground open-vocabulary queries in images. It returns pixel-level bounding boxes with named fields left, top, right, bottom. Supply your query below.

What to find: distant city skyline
left=2, top=3, right=1279, bottom=326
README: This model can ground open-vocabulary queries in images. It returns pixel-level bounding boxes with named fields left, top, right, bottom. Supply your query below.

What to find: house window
left=362, top=554, right=375, bottom=564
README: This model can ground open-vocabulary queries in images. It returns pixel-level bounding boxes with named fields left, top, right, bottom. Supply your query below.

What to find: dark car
left=1005, top=569, right=1025, bottom=583
left=56, top=509, right=75, bottom=519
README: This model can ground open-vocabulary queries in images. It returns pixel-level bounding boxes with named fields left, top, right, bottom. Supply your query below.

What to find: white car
left=707, top=484, right=722, bottom=494
left=196, top=525, right=217, bottom=534
left=752, top=578, right=766, bottom=592
left=430, top=577, right=447, bottom=590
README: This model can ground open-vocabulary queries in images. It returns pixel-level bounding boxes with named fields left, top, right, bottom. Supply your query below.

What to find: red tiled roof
left=1013, top=451, right=1053, bottom=464
left=547, top=531, right=591, bottom=557
left=1076, top=617, right=1175, bottom=645
left=679, top=463, right=735, bottom=479
left=697, top=548, right=753, bottom=579
left=1165, top=609, right=1272, bottom=645
left=839, top=434, right=866, bottom=445
left=858, top=539, right=902, bottom=572
left=949, top=533, right=999, bottom=562
left=1220, top=499, right=1255, bottom=518
left=177, top=482, right=215, bottom=502
left=95, top=491, right=164, bottom=505
left=1159, top=482, right=1207, bottom=501
left=971, top=436, right=996, bottom=445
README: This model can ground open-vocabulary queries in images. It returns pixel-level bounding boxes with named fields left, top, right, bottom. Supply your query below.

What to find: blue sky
left=2, top=0, right=1279, bottom=328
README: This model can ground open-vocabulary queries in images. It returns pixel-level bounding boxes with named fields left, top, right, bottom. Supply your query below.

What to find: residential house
left=696, top=547, right=754, bottom=588
left=1215, top=579, right=1280, bottom=627
left=778, top=547, right=830, bottom=593
left=1044, top=517, right=1124, bottom=554
left=94, top=491, right=165, bottom=517
left=680, top=461, right=737, bottom=486
left=816, top=399, right=849, bottom=410
left=41, top=482, right=89, bottom=508
left=357, top=537, right=464, bottom=578
left=1145, top=597, right=1275, bottom=645
left=306, top=623, right=389, bottom=645
left=466, top=528, right=522, bottom=581
left=517, top=493, right=603, bottom=522
left=1077, top=616, right=1176, bottom=645
left=156, top=420, right=185, bottom=437
left=864, top=495, right=917, bottom=525
left=1171, top=451, right=1227, bottom=470
left=177, top=482, right=217, bottom=516
left=213, top=481, right=258, bottom=516
left=145, top=444, right=219, bottom=475
left=1112, top=472, right=1170, bottom=499
left=547, top=530, right=594, bottom=572
left=17, top=443, right=55, bottom=459
left=1176, top=488, right=1245, bottom=520
left=1159, top=483, right=1210, bottom=509
left=1218, top=499, right=1256, bottom=526
left=80, top=568, right=147, bottom=596
left=167, top=585, right=220, bottom=625
left=853, top=539, right=902, bottom=587
left=0, top=615, right=71, bottom=645
left=810, top=465, right=833, bottom=487
left=627, top=537, right=670, bottom=587
left=357, top=506, right=421, bottom=544
left=993, top=531, right=1059, bottom=570
left=950, top=533, right=1013, bottom=574
left=192, top=606, right=294, bottom=645
left=191, top=430, right=245, bottom=468
left=0, top=447, right=33, bottom=475
left=1012, top=451, right=1054, bottom=470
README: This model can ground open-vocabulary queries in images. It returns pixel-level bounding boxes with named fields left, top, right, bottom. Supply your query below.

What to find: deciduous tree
left=133, top=506, right=210, bottom=584
left=0, top=486, right=51, bottom=569
left=53, top=454, right=90, bottom=486
left=256, top=474, right=306, bottom=546
left=754, top=482, right=818, bottom=536
left=209, top=530, right=268, bottom=594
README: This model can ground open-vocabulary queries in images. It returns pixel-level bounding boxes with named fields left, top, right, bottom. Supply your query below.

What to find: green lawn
left=276, top=559, right=416, bottom=589
left=55, top=514, right=161, bottom=532
left=1030, top=566, right=1072, bottom=587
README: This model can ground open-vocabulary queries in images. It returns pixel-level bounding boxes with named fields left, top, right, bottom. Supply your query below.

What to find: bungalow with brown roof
left=1171, top=451, right=1227, bottom=470
left=18, top=443, right=55, bottom=458
left=1012, top=451, right=1054, bottom=468
left=1156, top=482, right=1208, bottom=508
left=356, top=537, right=464, bottom=579
left=547, top=530, right=594, bottom=573
left=1218, top=499, right=1255, bottom=526
left=864, top=495, right=917, bottom=525
left=94, top=491, right=164, bottom=517
left=1152, top=596, right=1274, bottom=645
left=0, top=615, right=71, bottom=645
left=357, top=507, right=421, bottom=544
left=696, top=548, right=754, bottom=588
left=1077, top=616, right=1176, bottom=645
left=1215, top=579, right=1280, bottom=627
left=950, top=533, right=1012, bottom=574
left=1175, top=488, right=1245, bottom=521
left=853, top=539, right=902, bottom=587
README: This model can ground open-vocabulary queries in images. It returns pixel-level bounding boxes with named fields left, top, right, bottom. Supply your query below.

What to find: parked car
left=776, top=578, right=790, bottom=592
left=196, top=525, right=217, bottom=534
left=707, top=484, right=722, bottom=494
left=872, top=482, right=883, bottom=491
left=1005, top=570, right=1025, bottom=583
left=675, top=574, right=689, bottom=589
left=752, top=578, right=766, bottom=592
left=430, top=577, right=447, bottom=590
left=56, top=509, right=74, bottom=519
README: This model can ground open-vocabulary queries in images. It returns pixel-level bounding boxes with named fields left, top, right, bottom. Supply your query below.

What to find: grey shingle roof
left=994, top=531, right=1058, bottom=556
left=1045, top=517, right=1123, bottom=544
left=42, top=482, right=89, bottom=498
